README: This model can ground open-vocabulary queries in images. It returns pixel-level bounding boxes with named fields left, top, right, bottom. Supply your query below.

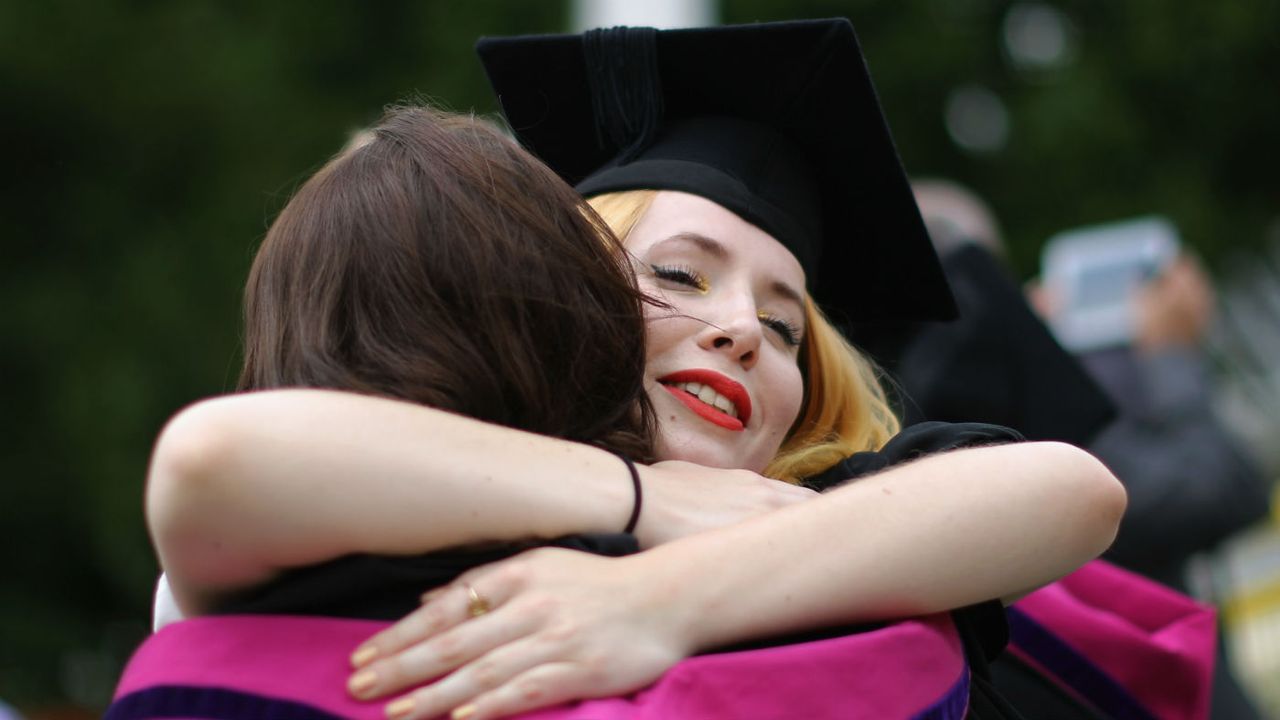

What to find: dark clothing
left=851, top=245, right=1116, bottom=448
left=803, top=420, right=1024, bottom=491
left=1085, top=348, right=1270, bottom=591
left=217, top=534, right=638, bottom=622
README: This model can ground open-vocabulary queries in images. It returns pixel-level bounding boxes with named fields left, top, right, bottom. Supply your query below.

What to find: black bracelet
left=614, top=453, right=643, bottom=534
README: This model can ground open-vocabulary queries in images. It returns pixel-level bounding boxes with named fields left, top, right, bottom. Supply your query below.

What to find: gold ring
left=464, top=583, right=491, bottom=618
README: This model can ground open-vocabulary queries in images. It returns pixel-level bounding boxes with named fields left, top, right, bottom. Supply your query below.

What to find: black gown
left=216, top=421, right=1031, bottom=719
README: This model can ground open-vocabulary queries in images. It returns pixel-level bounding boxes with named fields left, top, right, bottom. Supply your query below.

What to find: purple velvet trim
left=910, top=659, right=970, bottom=720
left=105, top=685, right=346, bottom=720
left=1007, top=606, right=1157, bottom=720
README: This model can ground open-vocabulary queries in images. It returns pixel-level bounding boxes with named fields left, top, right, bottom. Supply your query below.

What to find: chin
left=655, top=433, right=773, bottom=473
left=654, top=433, right=741, bottom=469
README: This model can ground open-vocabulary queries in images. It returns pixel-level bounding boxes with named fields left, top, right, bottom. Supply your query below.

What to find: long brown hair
left=240, top=105, right=655, bottom=460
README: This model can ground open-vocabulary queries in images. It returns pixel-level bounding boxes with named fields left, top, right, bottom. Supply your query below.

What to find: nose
left=696, top=299, right=763, bottom=369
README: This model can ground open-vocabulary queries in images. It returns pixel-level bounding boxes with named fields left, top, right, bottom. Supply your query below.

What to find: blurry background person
left=1041, top=227, right=1272, bottom=720
left=1033, top=225, right=1271, bottom=597
left=854, top=178, right=1117, bottom=449
left=909, top=181, right=1270, bottom=719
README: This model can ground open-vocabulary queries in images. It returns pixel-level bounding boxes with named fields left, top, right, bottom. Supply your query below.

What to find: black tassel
left=582, top=26, right=663, bottom=163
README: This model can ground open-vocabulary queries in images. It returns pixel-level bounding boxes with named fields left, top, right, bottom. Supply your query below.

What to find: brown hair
left=240, top=105, right=656, bottom=460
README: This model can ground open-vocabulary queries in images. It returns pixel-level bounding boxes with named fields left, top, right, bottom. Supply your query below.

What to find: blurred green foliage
left=2, top=0, right=1276, bottom=709
left=726, top=0, right=1280, bottom=274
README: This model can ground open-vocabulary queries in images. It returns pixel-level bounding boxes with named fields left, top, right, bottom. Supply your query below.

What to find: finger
left=352, top=578, right=507, bottom=668
left=460, top=662, right=597, bottom=720
left=381, top=639, right=565, bottom=720
left=350, top=605, right=537, bottom=700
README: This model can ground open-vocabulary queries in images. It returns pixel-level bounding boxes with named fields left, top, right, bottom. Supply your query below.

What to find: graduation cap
left=477, top=19, right=956, bottom=323
left=854, top=244, right=1116, bottom=445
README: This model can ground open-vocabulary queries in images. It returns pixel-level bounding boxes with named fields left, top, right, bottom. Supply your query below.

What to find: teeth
left=671, top=381, right=740, bottom=420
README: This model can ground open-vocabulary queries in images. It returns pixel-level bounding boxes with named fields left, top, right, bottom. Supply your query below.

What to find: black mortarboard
left=854, top=244, right=1116, bottom=445
left=476, top=19, right=956, bottom=323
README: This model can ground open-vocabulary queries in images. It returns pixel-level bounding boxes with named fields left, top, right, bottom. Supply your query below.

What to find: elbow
left=1042, top=442, right=1128, bottom=558
left=145, top=398, right=242, bottom=571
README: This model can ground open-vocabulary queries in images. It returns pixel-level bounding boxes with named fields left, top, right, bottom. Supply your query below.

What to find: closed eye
left=650, top=264, right=709, bottom=293
left=759, top=312, right=802, bottom=347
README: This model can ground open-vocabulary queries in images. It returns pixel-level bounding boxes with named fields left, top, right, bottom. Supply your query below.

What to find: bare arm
left=659, top=441, right=1125, bottom=645
left=147, top=389, right=812, bottom=614
left=350, top=441, right=1126, bottom=718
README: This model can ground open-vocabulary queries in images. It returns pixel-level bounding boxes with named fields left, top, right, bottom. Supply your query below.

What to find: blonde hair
left=587, top=191, right=900, bottom=483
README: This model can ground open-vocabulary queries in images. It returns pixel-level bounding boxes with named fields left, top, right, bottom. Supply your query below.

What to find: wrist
left=632, top=529, right=751, bottom=653
left=613, top=452, right=642, bottom=535
left=624, top=545, right=709, bottom=655
left=630, top=465, right=671, bottom=549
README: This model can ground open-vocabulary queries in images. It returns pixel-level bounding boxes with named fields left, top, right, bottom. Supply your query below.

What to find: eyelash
left=759, top=313, right=803, bottom=347
left=650, top=264, right=709, bottom=292
left=651, top=264, right=802, bottom=347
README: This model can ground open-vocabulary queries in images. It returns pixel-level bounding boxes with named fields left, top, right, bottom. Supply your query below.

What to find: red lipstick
left=657, top=369, right=753, bottom=432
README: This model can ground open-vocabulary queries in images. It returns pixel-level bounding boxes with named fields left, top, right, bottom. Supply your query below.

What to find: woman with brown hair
left=146, top=102, right=671, bottom=621
left=127, top=22, right=1123, bottom=720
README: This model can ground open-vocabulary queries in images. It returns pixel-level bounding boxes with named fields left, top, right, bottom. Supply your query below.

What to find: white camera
left=1041, top=216, right=1180, bottom=352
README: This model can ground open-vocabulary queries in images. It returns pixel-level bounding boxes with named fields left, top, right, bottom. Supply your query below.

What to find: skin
left=1135, top=254, right=1214, bottom=352
left=148, top=392, right=815, bottom=615
left=630, top=191, right=807, bottom=474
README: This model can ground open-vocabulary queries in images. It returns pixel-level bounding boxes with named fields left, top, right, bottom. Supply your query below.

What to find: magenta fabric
left=1009, top=560, right=1217, bottom=720
left=111, top=613, right=969, bottom=719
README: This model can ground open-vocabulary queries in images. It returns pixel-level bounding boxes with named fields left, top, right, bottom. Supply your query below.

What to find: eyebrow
left=658, top=232, right=807, bottom=313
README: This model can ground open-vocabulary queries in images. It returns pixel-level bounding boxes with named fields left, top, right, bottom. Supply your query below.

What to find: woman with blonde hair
left=123, top=20, right=1123, bottom=720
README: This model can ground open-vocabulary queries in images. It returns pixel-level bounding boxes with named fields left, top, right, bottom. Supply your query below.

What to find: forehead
left=627, top=191, right=808, bottom=288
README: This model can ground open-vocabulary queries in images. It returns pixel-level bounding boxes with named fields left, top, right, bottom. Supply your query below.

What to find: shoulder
left=804, top=421, right=1025, bottom=491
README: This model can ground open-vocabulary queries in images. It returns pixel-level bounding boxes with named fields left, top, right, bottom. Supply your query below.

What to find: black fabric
left=958, top=609, right=1033, bottom=720
left=851, top=244, right=1116, bottom=447
left=803, top=420, right=1025, bottom=492
left=214, top=534, right=639, bottom=621
left=476, top=18, right=957, bottom=325
left=989, top=655, right=1107, bottom=720
left=578, top=119, right=822, bottom=273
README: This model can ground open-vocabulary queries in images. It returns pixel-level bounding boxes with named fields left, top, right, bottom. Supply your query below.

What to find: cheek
left=639, top=293, right=692, bottom=368
left=641, top=310, right=675, bottom=368
left=772, top=365, right=806, bottom=431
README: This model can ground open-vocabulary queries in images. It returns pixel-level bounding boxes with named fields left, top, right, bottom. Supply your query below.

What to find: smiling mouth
left=667, top=381, right=740, bottom=419
left=656, top=371, right=752, bottom=432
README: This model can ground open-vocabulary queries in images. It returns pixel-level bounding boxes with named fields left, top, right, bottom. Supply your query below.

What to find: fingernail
left=387, top=697, right=416, bottom=719
left=420, top=587, right=446, bottom=604
left=452, top=704, right=477, bottom=720
left=349, top=669, right=377, bottom=696
left=351, top=645, right=379, bottom=668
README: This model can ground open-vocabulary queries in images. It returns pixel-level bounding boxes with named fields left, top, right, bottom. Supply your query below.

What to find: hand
left=346, top=548, right=690, bottom=720
left=635, top=461, right=818, bottom=548
left=1136, top=254, right=1215, bottom=351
